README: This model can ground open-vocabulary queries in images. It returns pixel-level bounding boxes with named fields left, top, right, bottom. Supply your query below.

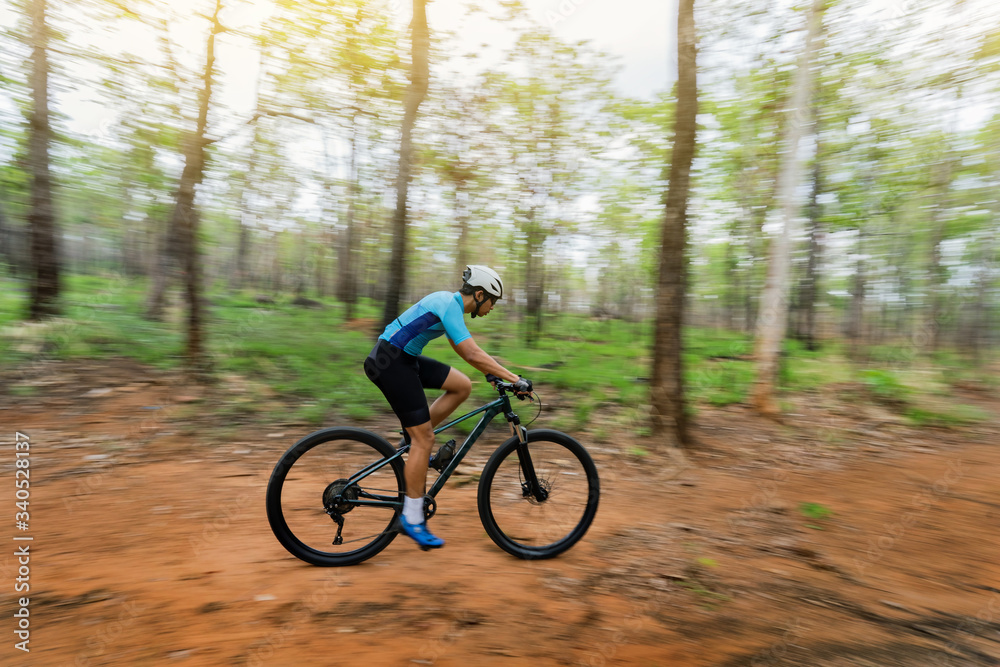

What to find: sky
left=3, top=0, right=995, bottom=139
left=0, top=0, right=675, bottom=140
left=7, top=0, right=991, bottom=143
left=423, top=0, right=674, bottom=97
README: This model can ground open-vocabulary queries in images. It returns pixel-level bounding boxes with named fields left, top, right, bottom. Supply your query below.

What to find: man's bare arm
left=451, top=338, right=520, bottom=383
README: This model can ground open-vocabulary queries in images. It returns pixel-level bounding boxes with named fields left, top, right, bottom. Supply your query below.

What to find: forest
left=1, top=0, right=1000, bottom=664
left=2, top=0, right=998, bottom=424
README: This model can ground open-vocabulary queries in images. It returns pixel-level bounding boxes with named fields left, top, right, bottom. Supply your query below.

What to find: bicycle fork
left=506, top=411, right=548, bottom=503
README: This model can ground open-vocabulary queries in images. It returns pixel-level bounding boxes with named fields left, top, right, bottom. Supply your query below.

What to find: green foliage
left=799, top=502, right=833, bottom=530
left=798, top=502, right=833, bottom=521
left=860, top=369, right=910, bottom=403
left=1, top=273, right=995, bottom=442
left=903, top=405, right=988, bottom=428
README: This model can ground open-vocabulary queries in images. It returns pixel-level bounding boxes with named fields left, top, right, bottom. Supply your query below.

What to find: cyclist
left=364, top=265, right=532, bottom=549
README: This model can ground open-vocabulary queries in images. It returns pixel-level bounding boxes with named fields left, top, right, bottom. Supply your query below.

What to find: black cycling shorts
left=363, top=339, right=452, bottom=428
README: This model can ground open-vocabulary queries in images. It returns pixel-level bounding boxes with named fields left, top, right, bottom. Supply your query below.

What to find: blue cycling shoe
left=397, top=514, right=445, bottom=550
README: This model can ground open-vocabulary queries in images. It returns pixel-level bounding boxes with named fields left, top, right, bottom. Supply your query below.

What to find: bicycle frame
left=341, top=391, right=528, bottom=511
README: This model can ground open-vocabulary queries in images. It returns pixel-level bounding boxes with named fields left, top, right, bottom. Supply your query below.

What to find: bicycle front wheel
left=478, top=429, right=599, bottom=560
left=266, top=427, right=405, bottom=566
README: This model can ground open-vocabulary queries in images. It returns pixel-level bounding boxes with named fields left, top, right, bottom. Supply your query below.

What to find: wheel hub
left=323, top=478, right=359, bottom=514
left=522, top=478, right=552, bottom=505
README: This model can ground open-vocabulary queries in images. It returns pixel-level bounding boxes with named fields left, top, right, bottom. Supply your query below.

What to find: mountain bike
left=265, top=379, right=600, bottom=566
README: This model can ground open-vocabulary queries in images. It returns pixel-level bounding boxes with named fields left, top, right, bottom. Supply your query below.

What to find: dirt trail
left=1, top=359, right=999, bottom=666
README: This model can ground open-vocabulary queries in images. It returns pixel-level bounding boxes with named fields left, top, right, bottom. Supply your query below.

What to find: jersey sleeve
left=441, top=295, right=472, bottom=345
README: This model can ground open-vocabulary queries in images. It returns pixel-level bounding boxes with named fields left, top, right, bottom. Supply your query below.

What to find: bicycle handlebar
left=485, top=374, right=534, bottom=401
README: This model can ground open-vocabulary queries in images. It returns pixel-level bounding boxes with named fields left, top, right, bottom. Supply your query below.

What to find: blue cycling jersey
left=379, top=291, right=472, bottom=356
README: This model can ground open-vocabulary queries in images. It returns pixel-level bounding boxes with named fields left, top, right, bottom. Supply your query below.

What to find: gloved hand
left=513, top=376, right=532, bottom=394
left=485, top=373, right=499, bottom=385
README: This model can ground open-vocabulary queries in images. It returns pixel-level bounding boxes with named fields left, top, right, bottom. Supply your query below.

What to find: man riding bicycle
left=363, top=265, right=532, bottom=549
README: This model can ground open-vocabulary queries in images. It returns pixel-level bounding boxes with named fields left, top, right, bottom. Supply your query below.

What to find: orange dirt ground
left=1, top=358, right=999, bottom=666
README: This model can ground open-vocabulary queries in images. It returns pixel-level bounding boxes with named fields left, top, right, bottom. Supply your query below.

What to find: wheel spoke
left=479, top=431, right=599, bottom=559
left=266, top=428, right=405, bottom=566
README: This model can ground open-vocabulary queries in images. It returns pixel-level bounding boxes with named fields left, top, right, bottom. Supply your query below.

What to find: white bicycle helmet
left=463, top=265, right=503, bottom=318
left=463, top=265, right=503, bottom=300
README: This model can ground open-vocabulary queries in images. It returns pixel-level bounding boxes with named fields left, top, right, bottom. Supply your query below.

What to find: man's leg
left=400, top=419, right=444, bottom=547
left=403, top=420, right=435, bottom=499
left=428, top=368, right=471, bottom=427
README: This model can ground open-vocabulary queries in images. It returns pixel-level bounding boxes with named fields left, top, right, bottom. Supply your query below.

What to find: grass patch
left=799, top=502, right=834, bottom=530
left=860, top=369, right=910, bottom=404
left=2, top=273, right=992, bottom=438
left=903, top=404, right=988, bottom=428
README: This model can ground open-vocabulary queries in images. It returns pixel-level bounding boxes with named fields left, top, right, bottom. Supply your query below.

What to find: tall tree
left=793, top=151, right=823, bottom=350
left=381, top=0, right=429, bottom=328
left=649, top=0, right=697, bottom=446
left=750, top=0, right=826, bottom=417
left=482, top=25, right=614, bottom=344
left=25, top=0, right=61, bottom=319
left=149, top=0, right=225, bottom=367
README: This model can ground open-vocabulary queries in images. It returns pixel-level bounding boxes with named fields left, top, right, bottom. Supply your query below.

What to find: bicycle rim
left=267, top=428, right=404, bottom=566
left=479, top=430, right=599, bottom=559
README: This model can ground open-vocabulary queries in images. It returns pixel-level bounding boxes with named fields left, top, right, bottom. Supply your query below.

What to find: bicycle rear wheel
left=478, top=429, right=599, bottom=559
left=266, top=427, right=405, bottom=566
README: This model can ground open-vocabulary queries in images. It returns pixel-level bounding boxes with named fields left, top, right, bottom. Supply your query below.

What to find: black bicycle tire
left=266, top=427, right=405, bottom=566
left=477, top=429, right=600, bottom=560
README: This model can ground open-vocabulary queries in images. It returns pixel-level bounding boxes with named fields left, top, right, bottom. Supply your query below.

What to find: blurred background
left=3, top=2, right=1000, bottom=665
left=1, top=0, right=998, bottom=422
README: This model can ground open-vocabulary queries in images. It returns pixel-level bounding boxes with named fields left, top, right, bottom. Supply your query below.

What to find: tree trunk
left=846, top=232, right=865, bottom=358
left=26, top=0, right=61, bottom=319
left=796, top=155, right=823, bottom=350
left=523, top=207, right=545, bottom=346
left=235, top=213, right=251, bottom=289
left=381, top=0, right=429, bottom=328
left=926, top=182, right=950, bottom=352
left=743, top=209, right=766, bottom=333
left=271, top=231, right=282, bottom=293
left=0, top=202, right=16, bottom=276
left=649, top=0, right=697, bottom=447
left=339, top=125, right=360, bottom=320
left=312, top=236, right=326, bottom=299
left=750, top=0, right=825, bottom=417
left=171, top=0, right=224, bottom=368
left=969, top=224, right=996, bottom=361
left=145, top=217, right=177, bottom=320
left=724, top=226, right=738, bottom=331
left=455, top=187, right=469, bottom=275
left=235, top=132, right=262, bottom=291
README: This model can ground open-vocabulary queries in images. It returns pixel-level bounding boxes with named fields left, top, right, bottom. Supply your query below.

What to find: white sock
left=403, top=496, right=424, bottom=525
